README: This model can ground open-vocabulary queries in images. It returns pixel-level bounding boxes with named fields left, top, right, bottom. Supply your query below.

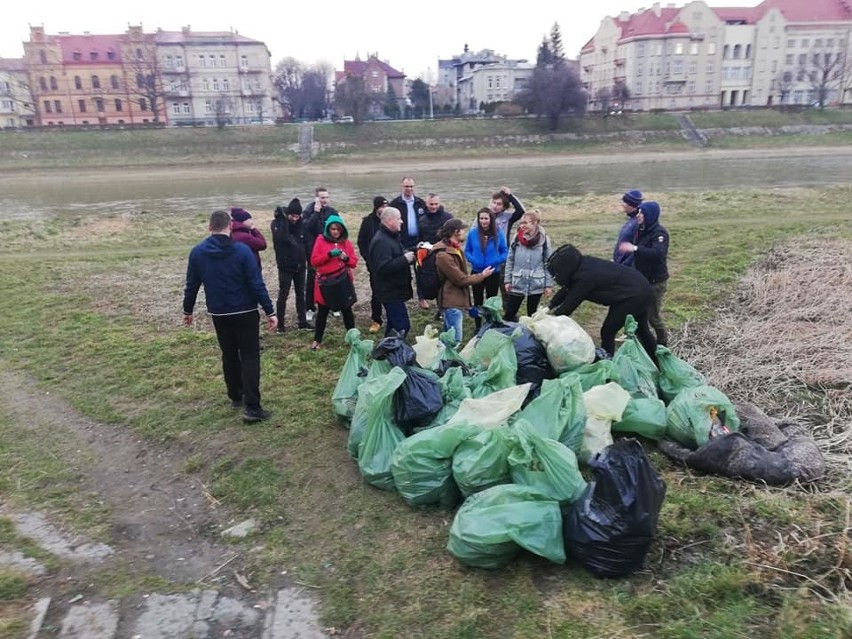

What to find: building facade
left=335, top=54, right=406, bottom=117
left=18, top=25, right=274, bottom=126
left=438, top=46, right=532, bottom=112
left=580, top=0, right=852, bottom=111
left=0, top=58, right=35, bottom=128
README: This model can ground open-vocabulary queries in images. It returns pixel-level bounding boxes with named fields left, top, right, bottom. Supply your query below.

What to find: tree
left=595, top=86, right=612, bottom=114
left=126, top=41, right=166, bottom=124
left=273, top=58, right=329, bottom=121
left=773, top=70, right=794, bottom=106
left=334, top=73, right=374, bottom=124
left=384, top=85, right=399, bottom=117
left=612, top=81, right=631, bottom=111
left=213, top=94, right=232, bottom=129
left=408, top=78, right=430, bottom=118
left=800, top=43, right=848, bottom=107
left=519, top=23, right=587, bottom=130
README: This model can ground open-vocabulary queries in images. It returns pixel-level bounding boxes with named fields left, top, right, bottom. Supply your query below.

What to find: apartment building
left=438, top=46, right=532, bottom=112
left=0, top=58, right=35, bottom=128
left=580, top=0, right=852, bottom=111
left=19, top=25, right=273, bottom=126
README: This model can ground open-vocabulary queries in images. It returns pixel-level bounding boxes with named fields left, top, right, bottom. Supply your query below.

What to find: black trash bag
left=476, top=321, right=556, bottom=392
left=392, top=367, right=444, bottom=436
left=372, top=335, right=418, bottom=367
left=434, top=358, right=471, bottom=377
left=561, top=439, right=666, bottom=578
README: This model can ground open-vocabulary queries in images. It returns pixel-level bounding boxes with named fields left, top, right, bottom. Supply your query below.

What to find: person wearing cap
left=230, top=208, right=267, bottom=267
left=358, top=196, right=389, bottom=333
left=503, top=209, right=554, bottom=322
left=618, top=200, right=670, bottom=346
left=309, top=215, right=358, bottom=351
left=433, top=219, right=494, bottom=343
left=613, top=189, right=643, bottom=267
left=182, top=210, right=277, bottom=424
left=271, top=198, right=313, bottom=333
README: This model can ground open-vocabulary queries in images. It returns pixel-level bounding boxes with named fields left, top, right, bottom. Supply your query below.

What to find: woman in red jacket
left=310, top=215, right=358, bottom=351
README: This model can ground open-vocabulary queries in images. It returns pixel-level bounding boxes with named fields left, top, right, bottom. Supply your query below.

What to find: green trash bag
left=656, top=346, right=706, bottom=404
left=390, top=422, right=480, bottom=508
left=612, top=316, right=659, bottom=399
left=447, top=484, right=566, bottom=569
left=613, top=397, right=668, bottom=440
left=466, top=328, right=518, bottom=398
left=518, top=374, right=586, bottom=454
left=347, top=359, right=396, bottom=459
left=666, top=385, right=741, bottom=449
left=582, top=382, right=631, bottom=462
left=354, top=367, right=407, bottom=490
left=418, top=366, right=471, bottom=432
left=434, top=328, right=468, bottom=372
left=508, top=420, right=587, bottom=504
left=452, top=426, right=513, bottom=497
left=332, top=328, right=374, bottom=423
left=566, top=359, right=619, bottom=392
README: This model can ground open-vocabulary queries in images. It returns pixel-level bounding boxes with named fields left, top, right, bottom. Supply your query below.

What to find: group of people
left=181, top=181, right=670, bottom=423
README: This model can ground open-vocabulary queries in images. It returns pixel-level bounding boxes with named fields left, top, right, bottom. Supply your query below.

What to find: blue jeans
left=383, top=301, right=410, bottom=337
left=442, top=307, right=463, bottom=344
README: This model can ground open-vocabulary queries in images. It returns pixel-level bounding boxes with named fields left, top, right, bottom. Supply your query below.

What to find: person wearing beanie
left=271, top=198, right=313, bottom=333
left=309, top=215, right=358, bottom=351
left=433, top=218, right=494, bottom=343
left=613, top=189, right=643, bottom=267
left=503, top=209, right=554, bottom=322
left=230, top=207, right=267, bottom=267
left=618, top=200, right=670, bottom=346
left=546, top=243, right=657, bottom=361
left=357, top=196, right=389, bottom=333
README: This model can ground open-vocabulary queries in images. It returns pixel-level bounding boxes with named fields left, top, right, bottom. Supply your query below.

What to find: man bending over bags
left=545, top=243, right=657, bottom=361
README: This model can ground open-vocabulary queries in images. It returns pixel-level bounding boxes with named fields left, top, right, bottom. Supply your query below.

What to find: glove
left=328, top=248, right=342, bottom=257
left=340, top=253, right=349, bottom=262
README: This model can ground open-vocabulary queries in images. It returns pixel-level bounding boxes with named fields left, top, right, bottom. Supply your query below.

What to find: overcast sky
left=1, top=0, right=760, bottom=79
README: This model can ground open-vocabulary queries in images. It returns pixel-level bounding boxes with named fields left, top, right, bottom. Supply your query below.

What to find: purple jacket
left=231, top=220, right=267, bottom=267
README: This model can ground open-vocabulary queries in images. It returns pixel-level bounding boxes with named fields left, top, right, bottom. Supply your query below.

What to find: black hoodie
left=271, top=207, right=310, bottom=272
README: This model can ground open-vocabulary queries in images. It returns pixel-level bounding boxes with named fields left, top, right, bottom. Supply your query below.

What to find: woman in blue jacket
left=464, top=207, right=508, bottom=329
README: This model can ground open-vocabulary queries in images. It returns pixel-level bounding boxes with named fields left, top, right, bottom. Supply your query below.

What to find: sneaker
left=306, top=310, right=315, bottom=322
left=368, top=321, right=381, bottom=334
left=275, top=327, right=286, bottom=335
left=418, top=299, right=430, bottom=310
left=230, top=398, right=244, bottom=410
left=298, top=322, right=314, bottom=331
left=243, top=407, right=271, bottom=423
left=332, top=311, right=341, bottom=318
left=310, top=341, right=321, bottom=351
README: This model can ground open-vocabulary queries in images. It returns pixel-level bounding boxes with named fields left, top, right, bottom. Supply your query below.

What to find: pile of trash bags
left=331, top=297, right=823, bottom=574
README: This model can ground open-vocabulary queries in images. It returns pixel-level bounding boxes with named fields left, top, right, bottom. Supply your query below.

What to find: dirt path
left=0, top=368, right=326, bottom=638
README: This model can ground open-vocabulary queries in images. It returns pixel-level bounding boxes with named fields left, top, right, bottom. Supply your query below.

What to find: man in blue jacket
left=183, top=210, right=278, bottom=423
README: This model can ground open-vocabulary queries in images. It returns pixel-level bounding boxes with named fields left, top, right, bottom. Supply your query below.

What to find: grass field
left=0, top=181, right=851, bottom=637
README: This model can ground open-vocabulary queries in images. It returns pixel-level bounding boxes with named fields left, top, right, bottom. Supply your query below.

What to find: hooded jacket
left=547, top=244, right=654, bottom=317
left=505, top=229, right=554, bottom=296
left=369, top=223, right=413, bottom=303
left=464, top=225, right=508, bottom=274
left=230, top=219, right=267, bottom=267
left=433, top=239, right=486, bottom=309
left=183, top=234, right=275, bottom=317
left=310, top=215, right=358, bottom=307
left=634, top=201, right=669, bottom=285
left=357, top=210, right=383, bottom=268
left=271, top=207, right=309, bottom=272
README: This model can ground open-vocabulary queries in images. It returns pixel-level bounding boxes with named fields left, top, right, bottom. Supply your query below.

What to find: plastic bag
left=418, top=367, right=472, bottom=431
left=444, top=383, right=530, bottom=430
left=372, top=335, right=418, bottom=367
left=466, top=328, right=519, bottom=398
left=612, top=397, right=668, bottom=441
left=666, top=385, right=740, bottom=449
left=390, top=422, right=479, bottom=508
left=452, top=427, right=513, bottom=497
left=582, top=382, right=631, bottom=462
left=447, top=484, right=566, bottom=569
left=346, top=359, right=394, bottom=459
left=656, top=346, right=706, bottom=404
left=611, top=315, right=658, bottom=399
left=567, top=359, right=618, bottom=392
left=562, top=439, right=667, bottom=577
left=356, top=367, right=408, bottom=490
left=521, top=308, right=596, bottom=373
left=412, top=325, right=443, bottom=370
left=518, top=374, right=586, bottom=453
left=393, top=366, right=443, bottom=435
left=433, top=329, right=470, bottom=377
left=332, top=328, right=373, bottom=422
left=507, top=420, right=587, bottom=504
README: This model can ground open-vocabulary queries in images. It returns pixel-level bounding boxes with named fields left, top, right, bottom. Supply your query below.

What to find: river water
left=3, top=147, right=851, bottom=219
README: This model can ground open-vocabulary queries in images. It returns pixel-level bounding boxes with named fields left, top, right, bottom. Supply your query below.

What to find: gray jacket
left=505, top=231, right=554, bottom=295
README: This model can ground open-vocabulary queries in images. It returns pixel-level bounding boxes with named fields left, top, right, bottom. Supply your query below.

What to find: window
left=688, top=61, right=697, bottom=74
left=689, top=42, right=699, bottom=55
left=637, top=61, right=644, bottom=75
left=90, top=51, right=98, bottom=61
left=183, top=101, right=190, bottom=114
left=73, top=51, right=81, bottom=61
left=208, top=55, right=215, bottom=67
left=708, top=42, right=716, bottom=55
left=92, top=76, right=101, bottom=89
left=723, top=44, right=729, bottom=59
left=793, top=89, right=803, bottom=104
left=798, top=54, right=806, bottom=65
left=637, top=43, right=645, bottom=57
left=222, top=78, right=229, bottom=91
left=635, top=81, right=642, bottom=95
left=43, top=100, right=51, bottom=113
left=78, top=99, right=86, bottom=112
left=205, top=99, right=213, bottom=113
left=786, top=54, right=794, bottom=65
left=203, top=78, right=210, bottom=91
left=706, top=63, right=714, bottom=73
left=673, top=59, right=683, bottom=74
left=705, top=79, right=714, bottom=93
left=813, top=54, right=821, bottom=65
left=787, top=39, right=796, bottom=48
left=827, top=39, right=834, bottom=47
left=772, top=61, right=778, bottom=72
left=675, top=42, right=684, bottom=55
left=107, top=50, right=115, bottom=60
left=136, top=48, right=143, bottom=60
left=53, top=100, right=62, bottom=112
left=801, top=39, right=809, bottom=48
left=115, top=99, right=123, bottom=111
left=95, top=98, right=104, bottom=112
left=745, top=44, right=752, bottom=59
left=170, top=80, right=178, bottom=92
left=815, top=39, right=823, bottom=48
left=744, top=66, right=751, bottom=79
left=139, top=98, right=147, bottom=111
left=688, top=80, right=696, bottom=93
left=39, top=77, right=47, bottom=91
left=172, top=102, right=180, bottom=114
left=487, top=76, right=493, bottom=88
left=218, top=54, right=226, bottom=67
left=49, top=76, right=58, bottom=90
left=240, top=55, right=248, bottom=68
left=1, top=100, right=13, bottom=111
left=213, top=78, right=220, bottom=91
left=198, top=55, right=206, bottom=67
left=733, top=44, right=741, bottom=59
left=39, top=50, right=47, bottom=64
left=74, top=76, right=82, bottom=90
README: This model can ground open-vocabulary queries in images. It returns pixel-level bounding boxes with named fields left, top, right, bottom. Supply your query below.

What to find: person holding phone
left=302, top=187, right=338, bottom=321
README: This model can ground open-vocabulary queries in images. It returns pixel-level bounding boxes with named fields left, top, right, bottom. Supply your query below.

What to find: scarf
left=517, top=228, right=542, bottom=248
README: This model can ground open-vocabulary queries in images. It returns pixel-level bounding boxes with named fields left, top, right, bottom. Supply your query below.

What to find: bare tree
left=272, top=58, right=330, bottom=121
left=333, top=73, right=375, bottom=124
left=612, top=81, right=631, bottom=111
left=213, top=94, right=232, bottom=128
left=799, top=42, right=848, bottom=107
left=126, top=41, right=167, bottom=123
left=595, top=86, right=612, bottom=114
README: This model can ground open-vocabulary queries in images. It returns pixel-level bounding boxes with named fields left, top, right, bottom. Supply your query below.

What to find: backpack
left=415, top=245, right=441, bottom=301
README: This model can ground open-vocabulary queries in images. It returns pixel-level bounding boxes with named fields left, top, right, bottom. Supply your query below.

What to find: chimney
left=653, top=2, right=661, bottom=16
left=619, top=11, right=630, bottom=21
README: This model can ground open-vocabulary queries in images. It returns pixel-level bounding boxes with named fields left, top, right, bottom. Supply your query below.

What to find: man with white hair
left=368, top=206, right=415, bottom=337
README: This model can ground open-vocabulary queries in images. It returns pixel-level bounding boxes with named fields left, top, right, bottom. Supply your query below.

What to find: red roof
left=618, top=7, right=682, bottom=40
left=57, top=34, right=124, bottom=64
left=713, top=7, right=762, bottom=23
left=756, top=0, right=852, bottom=22
left=668, top=20, right=690, bottom=34
left=343, top=56, right=405, bottom=79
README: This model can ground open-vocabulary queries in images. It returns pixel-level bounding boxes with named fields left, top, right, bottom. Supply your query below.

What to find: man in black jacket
left=271, top=198, right=313, bottom=332
left=546, top=243, right=657, bottom=361
left=302, top=187, right=339, bottom=320
left=368, top=207, right=414, bottom=337
left=418, top=193, right=453, bottom=245
left=357, top=196, right=388, bottom=333
left=617, top=200, right=670, bottom=346
left=389, top=176, right=428, bottom=308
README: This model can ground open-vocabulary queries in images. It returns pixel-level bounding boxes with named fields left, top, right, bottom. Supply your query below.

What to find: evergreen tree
left=550, top=23, right=565, bottom=65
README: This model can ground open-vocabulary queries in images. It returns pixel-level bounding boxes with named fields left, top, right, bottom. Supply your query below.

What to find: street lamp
left=429, top=86, right=433, bottom=119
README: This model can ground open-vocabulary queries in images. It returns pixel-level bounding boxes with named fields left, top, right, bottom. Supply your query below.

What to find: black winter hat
left=373, top=196, right=388, bottom=212
left=285, top=198, right=302, bottom=216
left=622, top=189, right=643, bottom=209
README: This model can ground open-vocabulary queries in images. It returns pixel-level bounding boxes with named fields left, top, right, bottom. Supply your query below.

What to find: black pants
left=368, top=270, right=383, bottom=325
left=212, top=310, right=262, bottom=410
left=305, top=267, right=317, bottom=312
left=601, top=301, right=658, bottom=362
left=277, top=267, right=307, bottom=328
left=472, top=270, right=501, bottom=329
left=314, top=304, right=355, bottom=344
left=503, top=293, right=543, bottom=323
